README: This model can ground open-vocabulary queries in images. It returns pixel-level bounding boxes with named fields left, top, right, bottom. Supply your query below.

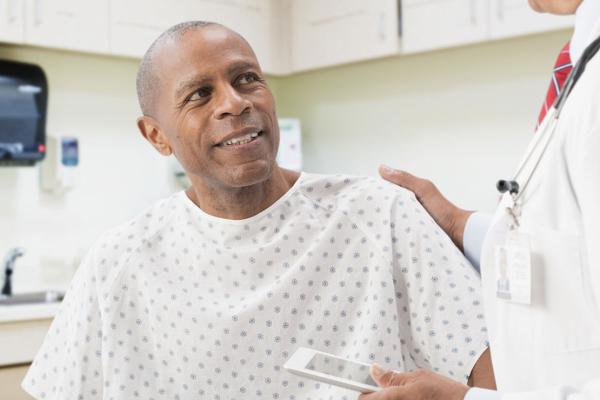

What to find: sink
left=0, top=291, right=64, bottom=306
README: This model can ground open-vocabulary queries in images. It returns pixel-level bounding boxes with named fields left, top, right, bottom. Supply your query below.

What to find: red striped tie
left=537, top=42, right=573, bottom=128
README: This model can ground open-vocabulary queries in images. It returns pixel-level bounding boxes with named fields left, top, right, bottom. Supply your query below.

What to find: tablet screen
left=306, top=353, right=377, bottom=386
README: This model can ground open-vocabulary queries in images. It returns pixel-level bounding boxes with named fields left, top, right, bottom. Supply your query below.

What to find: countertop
left=0, top=303, right=60, bottom=324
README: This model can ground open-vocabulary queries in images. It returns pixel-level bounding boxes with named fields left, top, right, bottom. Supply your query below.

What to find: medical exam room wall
left=276, top=29, right=572, bottom=213
left=0, top=45, right=179, bottom=292
left=0, top=28, right=570, bottom=290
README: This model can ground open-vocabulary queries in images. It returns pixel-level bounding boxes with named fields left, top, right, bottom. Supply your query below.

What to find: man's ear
left=137, top=116, right=173, bottom=156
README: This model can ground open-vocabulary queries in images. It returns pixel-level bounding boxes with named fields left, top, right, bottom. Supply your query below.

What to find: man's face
left=528, top=0, right=583, bottom=14
left=147, top=25, right=279, bottom=189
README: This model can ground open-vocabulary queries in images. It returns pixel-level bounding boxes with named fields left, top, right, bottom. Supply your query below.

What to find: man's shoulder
left=98, top=192, right=182, bottom=247
left=82, top=192, right=183, bottom=289
left=298, top=172, right=417, bottom=210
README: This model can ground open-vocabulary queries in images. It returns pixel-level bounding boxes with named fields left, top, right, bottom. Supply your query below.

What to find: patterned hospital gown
left=23, top=173, right=488, bottom=400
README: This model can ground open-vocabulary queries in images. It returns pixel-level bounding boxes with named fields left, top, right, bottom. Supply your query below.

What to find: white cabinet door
left=267, top=0, right=292, bottom=75
left=24, top=0, right=109, bottom=53
left=0, top=0, right=25, bottom=43
left=402, top=0, right=488, bottom=53
left=291, top=0, right=400, bottom=72
left=109, top=0, right=282, bottom=74
left=180, top=0, right=280, bottom=75
left=0, top=365, right=34, bottom=400
left=109, top=0, right=164, bottom=58
left=110, top=0, right=204, bottom=59
left=489, top=0, right=574, bottom=39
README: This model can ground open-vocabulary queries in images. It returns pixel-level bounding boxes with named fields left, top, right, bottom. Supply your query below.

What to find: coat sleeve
left=463, top=212, right=493, bottom=274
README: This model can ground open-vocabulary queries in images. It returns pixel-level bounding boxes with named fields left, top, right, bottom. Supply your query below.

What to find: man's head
left=528, top=0, right=583, bottom=14
left=136, top=22, right=280, bottom=191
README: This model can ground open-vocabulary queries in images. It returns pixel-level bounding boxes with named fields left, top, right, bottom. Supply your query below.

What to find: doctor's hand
left=379, top=165, right=473, bottom=251
left=358, top=365, right=469, bottom=400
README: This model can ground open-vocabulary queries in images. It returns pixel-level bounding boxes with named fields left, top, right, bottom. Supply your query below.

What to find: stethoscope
left=495, top=35, right=600, bottom=227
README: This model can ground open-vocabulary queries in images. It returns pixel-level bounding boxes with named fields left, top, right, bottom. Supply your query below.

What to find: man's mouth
left=218, top=130, right=263, bottom=147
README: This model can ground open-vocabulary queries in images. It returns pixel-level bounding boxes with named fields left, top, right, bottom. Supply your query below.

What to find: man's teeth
left=223, top=132, right=259, bottom=146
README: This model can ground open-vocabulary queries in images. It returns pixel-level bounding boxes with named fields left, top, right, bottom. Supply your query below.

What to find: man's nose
left=213, top=85, right=252, bottom=119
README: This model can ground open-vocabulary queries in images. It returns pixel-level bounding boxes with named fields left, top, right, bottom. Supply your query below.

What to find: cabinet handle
left=497, top=0, right=504, bottom=21
left=7, top=0, right=17, bottom=23
left=469, top=0, right=477, bottom=26
left=379, top=11, right=386, bottom=41
left=34, top=0, right=43, bottom=26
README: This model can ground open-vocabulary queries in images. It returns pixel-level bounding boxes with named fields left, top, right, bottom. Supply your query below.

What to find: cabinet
left=0, top=0, right=578, bottom=74
left=402, top=0, right=489, bottom=53
left=0, top=317, right=52, bottom=399
left=24, top=0, right=110, bottom=53
left=185, top=0, right=280, bottom=76
left=267, top=0, right=292, bottom=75
left=0, top=0, right=25, bottom=43
left=109, top=0, right=282, bottom=74
left=109, top=0, right=164, bottom=58
left=0, top=364, right=34, bottom=400
left=0, top=318, right=52, bottom=366
left=401, top=0, right=573, bottom=54
left=290, top=0, right=400, bottom=72
left=489, top=0, right=574, bottom=39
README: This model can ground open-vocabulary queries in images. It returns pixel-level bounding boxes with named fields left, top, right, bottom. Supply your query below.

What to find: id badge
left=495, top=231, right=532, bottom=305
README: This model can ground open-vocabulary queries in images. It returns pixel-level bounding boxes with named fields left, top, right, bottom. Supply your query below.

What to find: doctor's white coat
left=480, top=19, right=600, bottom=400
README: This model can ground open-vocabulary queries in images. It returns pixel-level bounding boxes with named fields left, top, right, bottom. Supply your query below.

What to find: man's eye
left=189, top=87, right=211, bottom=101
left=238, top=73, right=259, bottom=84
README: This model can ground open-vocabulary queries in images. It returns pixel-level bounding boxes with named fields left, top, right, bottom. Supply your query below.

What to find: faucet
left=2, top=247, right=25, bottom=296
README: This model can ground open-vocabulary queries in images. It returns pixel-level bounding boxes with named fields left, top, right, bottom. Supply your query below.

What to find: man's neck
left=186, top=168, right=300, bottom=220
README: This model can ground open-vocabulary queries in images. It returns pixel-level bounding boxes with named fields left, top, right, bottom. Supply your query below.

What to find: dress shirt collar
left=571, top=0, right=600, bottom=63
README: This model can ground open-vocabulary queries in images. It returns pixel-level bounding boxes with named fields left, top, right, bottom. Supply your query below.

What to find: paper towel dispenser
left=0, top=60, right=48, bottom=166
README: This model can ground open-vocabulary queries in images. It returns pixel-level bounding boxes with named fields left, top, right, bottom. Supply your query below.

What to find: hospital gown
left=23, top=173, right=489, bottom=400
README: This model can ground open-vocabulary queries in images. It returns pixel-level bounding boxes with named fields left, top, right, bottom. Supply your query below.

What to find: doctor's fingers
left=370, top=364, right=416, bottom=387
left=379, top=166, right=460, bottom=233
left=379, top=165, right=425, bottom=194
left=378, top=165, right=445, bottom=208
left=357, top=385, right=415, bottom=400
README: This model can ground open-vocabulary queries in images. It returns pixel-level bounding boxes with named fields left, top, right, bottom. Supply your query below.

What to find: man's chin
left=222, top=160, right=276, bottom=189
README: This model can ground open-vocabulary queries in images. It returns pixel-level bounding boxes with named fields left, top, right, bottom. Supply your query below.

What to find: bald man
left=22, top=22, right=494, bottom=400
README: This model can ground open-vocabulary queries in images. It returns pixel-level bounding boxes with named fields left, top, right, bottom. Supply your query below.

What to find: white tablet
left=284, top=347, right=381, bottom=393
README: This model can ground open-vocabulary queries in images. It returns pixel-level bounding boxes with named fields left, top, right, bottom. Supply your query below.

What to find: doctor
left=361, top=0, right=600, bottom=399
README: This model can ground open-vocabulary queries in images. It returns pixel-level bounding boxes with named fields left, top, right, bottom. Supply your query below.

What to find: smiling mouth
left=218, top=130, right=263, bottom=147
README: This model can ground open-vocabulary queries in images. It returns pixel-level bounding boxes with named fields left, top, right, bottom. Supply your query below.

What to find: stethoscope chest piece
left=496, top=180, right=520, bottom=195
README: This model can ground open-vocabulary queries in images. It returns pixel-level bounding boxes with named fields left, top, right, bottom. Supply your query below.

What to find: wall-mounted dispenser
left=0, top=60, right=48, bottom=166
left=40, top=135, right=79, bottom=193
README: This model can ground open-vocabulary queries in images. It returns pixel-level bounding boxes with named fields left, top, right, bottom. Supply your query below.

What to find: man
left=22, top=22, right=494, bottom=400
left=367, top=1, right=600, bottom=399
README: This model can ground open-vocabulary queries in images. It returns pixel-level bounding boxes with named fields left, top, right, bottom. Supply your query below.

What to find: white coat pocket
left=531, top=228, right=600, bottom=353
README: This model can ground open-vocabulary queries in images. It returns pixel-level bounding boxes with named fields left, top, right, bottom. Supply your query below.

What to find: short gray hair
left=136, top=21, right=217, bottom=116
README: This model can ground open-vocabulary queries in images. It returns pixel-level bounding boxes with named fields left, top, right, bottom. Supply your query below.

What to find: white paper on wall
left=277, top=118, right=302, bottom=171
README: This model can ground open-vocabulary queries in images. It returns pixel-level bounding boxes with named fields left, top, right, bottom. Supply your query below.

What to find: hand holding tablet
left=284, top=347, right=383, bottom=393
